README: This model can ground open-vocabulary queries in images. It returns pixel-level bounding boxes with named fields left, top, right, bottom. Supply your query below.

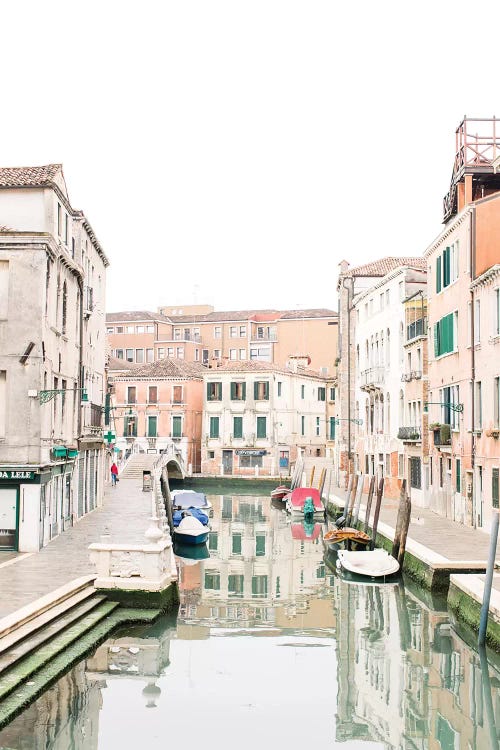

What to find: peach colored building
left=108, top=359, right=205, bottom=472
left=107, top=307, right=338, bottom=374
left=426, top=117, right=500, bottom=529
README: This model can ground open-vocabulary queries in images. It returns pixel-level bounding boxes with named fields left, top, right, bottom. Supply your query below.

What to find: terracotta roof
left=342, top=257, right=427, bottom=278
left=165, top=308, right=337, bottom=324
left=106, top=311, right=170, bottom=323
left=107, top=356, right=143, bottom=372
left=0, top=164, right=62, bottom=187
left=115, top=359, right=206, bottom=379
left=280, top=308, right=337, bottom=320
left=206, top=359, right=326, bottom=379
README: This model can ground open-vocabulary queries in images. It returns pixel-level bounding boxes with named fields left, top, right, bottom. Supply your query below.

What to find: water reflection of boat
left=290, top=521, right=322, bottom=540
left=270, top=484, right=290, bottom=501
left=174, top=540, right=210, bottom=564
left=336, top=549, right=400, bottom=580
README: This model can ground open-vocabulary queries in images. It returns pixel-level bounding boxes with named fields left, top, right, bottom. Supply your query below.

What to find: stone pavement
left=328, top=487, right=500, bottom=594
left=0, top=474, right=155, bottom=619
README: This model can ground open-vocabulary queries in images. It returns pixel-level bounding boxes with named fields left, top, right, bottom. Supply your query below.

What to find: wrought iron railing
left=397, top=426, right=421, bottom=441
left=407, top=317, right=427, bottom=341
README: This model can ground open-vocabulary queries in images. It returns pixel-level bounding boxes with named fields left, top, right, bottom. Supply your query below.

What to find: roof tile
left=0, top=164, right=62, bottom=187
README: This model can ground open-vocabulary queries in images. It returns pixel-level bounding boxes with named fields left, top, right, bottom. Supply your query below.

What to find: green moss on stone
left=99, top=582, right=179, bottom=610
left=448, top=583, right=500, bottom=653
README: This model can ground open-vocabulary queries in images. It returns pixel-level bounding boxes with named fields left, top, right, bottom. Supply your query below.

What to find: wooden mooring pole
left=370, top=478, right=384, bottom=550
left=363, top=475, right=375, bottom=534
left=392, top=480, right=411, bottom=567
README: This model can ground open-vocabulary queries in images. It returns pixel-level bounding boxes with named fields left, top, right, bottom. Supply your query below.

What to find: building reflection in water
left=333, top=570, right=500, bottom=749
left=0, top=494, right=499, bottom=749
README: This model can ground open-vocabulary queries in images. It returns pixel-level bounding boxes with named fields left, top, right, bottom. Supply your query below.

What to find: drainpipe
left=470, top=206, right=476, bottom=526
left=342, top=277, right=353, bottom=473
left=77, top=276, right=84, bottom=439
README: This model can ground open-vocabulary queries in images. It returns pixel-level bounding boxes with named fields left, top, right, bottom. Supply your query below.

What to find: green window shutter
left=329, top=416, right=336, bottom=440
left=230, top=382, right=235, bottom=400
left=254, top=381, right=258, bottom=400
left=233, top=416, right=243, bottom=439
left=242, top=382, right=246, bottom=400
left=493, top=468, right=499, bottom=509
left=216, top=382, right=222, bottom=400
left=208, top=532, right=218, bottom=550
left=210, top=417, right=219, bottom=438
left=436, top=255, right=442, bottom=293
left=172, top=416, right=182, bottom=437
left=257, top=416, right=266, bottom=438
left=443, top=247, right=450, bottom=287
left=232, top=533, right=242, bottom=554
left=147, top=416, right=157, bottom=437
left=207, top=382, right=211, bottom=400
left=434, top=323, right=439, bottom=357
left=123, top=416, right=129, bottom=437
left=456, top=459, right=461, bottom=493
left=264, top=382, right=269, bottom=400
left=256, top=534, right=266, bottom=556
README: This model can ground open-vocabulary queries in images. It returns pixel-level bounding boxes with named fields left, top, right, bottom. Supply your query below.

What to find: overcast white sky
left=2, top=1, right=500, bottom=313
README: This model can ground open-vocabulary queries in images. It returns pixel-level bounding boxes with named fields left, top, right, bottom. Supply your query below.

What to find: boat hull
left=336, top=549, right=400, bottom=579
left=173, top=530, right=209, bottom=545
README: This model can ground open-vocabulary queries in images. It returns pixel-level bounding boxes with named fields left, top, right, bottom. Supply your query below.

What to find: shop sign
left=235, top=450, right=267, bottom=456
left=0, top=470, right=36, bottom=481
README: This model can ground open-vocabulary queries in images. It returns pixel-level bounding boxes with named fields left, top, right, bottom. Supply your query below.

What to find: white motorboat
left=170, top=489, right=212, bottom=511
left=336, top=548, right=400, bottom=579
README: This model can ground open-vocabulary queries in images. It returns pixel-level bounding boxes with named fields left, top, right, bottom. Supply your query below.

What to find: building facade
left=201, top=360, right=331, bottom=477
left=0, top=164, right=108, bottom=551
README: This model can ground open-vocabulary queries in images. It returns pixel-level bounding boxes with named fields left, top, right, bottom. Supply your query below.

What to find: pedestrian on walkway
left=110, top=462, right=118, bottom=486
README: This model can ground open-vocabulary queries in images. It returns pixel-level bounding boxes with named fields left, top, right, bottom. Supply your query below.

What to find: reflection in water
left=0, top=494, right=499, bottom=750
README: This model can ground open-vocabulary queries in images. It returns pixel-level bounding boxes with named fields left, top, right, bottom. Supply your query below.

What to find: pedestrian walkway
left=328, top=487, right=500, bottom=594
left=0, top=472, right=155, bottom=620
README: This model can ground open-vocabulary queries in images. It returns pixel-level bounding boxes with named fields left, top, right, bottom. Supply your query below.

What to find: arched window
left=380, top=331, right=385, bottom=366
left=386, top=328, right=391, bottom=366
left=399, top=390, right=404, bottom=426
left=62, top=281, right=67, bottom=334
left=399, top=322, right=404, bottom=364
left=386, top=393, right=390, bottom=431
left=380, top=393, right=384, bottom=433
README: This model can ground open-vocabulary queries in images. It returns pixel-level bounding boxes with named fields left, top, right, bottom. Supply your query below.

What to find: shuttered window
left=256, top=534, right=266, bottom=556
left=493, top=468, right=499, bottom=509
left=256, top=416, right=267, bottom=438
left=207, top=382, right=222, bottom=401
left=230, top=381, right=246, bottom=400
left=443, top=247, right=451, bottom=288
left=329, top=417, right=336, bottom=440
left=209, top=416, right=219, bottom=438
left=254, top=381, right=269, bottom=400
left=172, top=416, right=182, bottom=438
left=434, top=313, right=455, bottom=357
left=147, top=416, right=157, bottom=437
left=233, top=416, right=243, bottom=439
left=436, top=255, right=442, bottom=293
left=232, top=533, right=242, bottom=554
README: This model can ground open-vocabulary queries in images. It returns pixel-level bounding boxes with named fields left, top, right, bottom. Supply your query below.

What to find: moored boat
left=172, top=506, right=209, bottom=528
left=270, top=484, right=290, bottom=501
left=285, top=487, right=324, bottom=517
left=336, top=548, right=400, bottom=579
left=173, top=512, right=210, bottom=545
left=171, top=489, right=212, bottom=511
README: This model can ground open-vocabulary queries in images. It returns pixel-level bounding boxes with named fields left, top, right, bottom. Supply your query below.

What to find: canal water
left=1, top=491, right=499, bottom=749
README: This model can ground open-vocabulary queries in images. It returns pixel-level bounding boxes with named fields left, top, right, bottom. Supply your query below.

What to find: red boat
left=270, top=485, right=290, bottom=501
left=285, top=487, right=325, bottom=516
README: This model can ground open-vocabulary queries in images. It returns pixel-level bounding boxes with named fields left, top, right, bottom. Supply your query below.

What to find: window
left=214, top=349, right=221, bottom=359
left=204, top=572, right=220, bottom=590
left=208, top=531, right=218, bottom=550
left=176, top=347, right=184, bottom=359
left=493, top=468, right=499, bottom=509
left=240, top=326, right=246, bottom=337
left=230, top=382, right=246, bottom=400
left=184, top=328, right=190, bottom=340
left=207, top=382, right=222, bottom=401
left=277, top=382, right=282, bottom=397
left=106, top=326, right=114, bottom=334
left=434, top=312, right=456, bottom=357
left=232, top=533, right=242, bottom=555
left=148, top=386, right=158, bottom=404
left=380, top=292, right=384, bottom=310
left=61, top=282, right=67, bottom=334
left=158, top=348, right=165, bottom=359
left=146, top=348, right=154, bottom=363
left=316, top=417, right=320, bottom=436
left=495, top=289, right=500, bottom=335
left=208, top=450, right=215, bottom=459
left=256, top=416, right=267, bottom=439
left=301, top=384, right=305, bottom=399
left=230, top=326, right=238, bottom=337
left=256, top=534, right=266, bottom=556
left=124, top=414, right=137, bottom=437
left=399, top=281, right=404, bottom=300
left=329, top=387, right=336, bottom=401
left=115, top=349, right=124, bottom=359
left=214, top=326, right=221, bottom=338
left=172, top=415, right=182, bottom=438
left=136, top=325, right=144, bottom=333
left=385, top=454, right=391, bottom=476
left=317, top=387, right=326, bottom=401
left=167, top=347, right=175, bottom=357
left=474, top=299, right=481, bottom=344
left=147, top=415, right=157, bottom=437
left=228, top=574, right=244, bottom=597
left=239, top=454, right=262, bottom=468
left=116, top=326, right=124, bottom=334
left=456, top=459, right=461, bottom=493
left=233, top=416, right=243, bottom=439
left=239, top=349, right=247, bottom=360
left=126, top=326, right=134, bottom=333
left=57, top=203, right=62, bottom=236
left=254, top=381, right=269, bottom=400
left=169, top=385, right=181, bottom=404
left=329, top=417, right=336, bottom=440
left=252, top=575, right=268, bottom=597
left=126, top=349, right=134, bottom=362
left=209, top=416, right=219, bottom=438
left=301, top=416, right=305, bottom=435
left=475, top=381, right=482, bottom=429
left=146, top=325, right=154, bottom=333
left=127, top=386, right=136, bottom=404
left=410, top=457, right=421, bottom=489
left=229, top=349, right=237, bottom=360
left=494, top=377, right=500, bottom=427
left=174, top=328, right=181, bottom=340
left=135, top=349, right=144, bottom=363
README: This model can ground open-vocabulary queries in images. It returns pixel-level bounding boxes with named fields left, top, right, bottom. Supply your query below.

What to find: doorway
left=222, top=450, right=233, bottom=475
left=0, top=486, right=19, bottom=550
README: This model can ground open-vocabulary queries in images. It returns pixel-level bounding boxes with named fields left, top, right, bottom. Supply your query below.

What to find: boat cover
left=176, top=514, right=207, bottom=536
left=287, top=487, right=323, bottom=510
left=171, top=491, right=209, bottom=508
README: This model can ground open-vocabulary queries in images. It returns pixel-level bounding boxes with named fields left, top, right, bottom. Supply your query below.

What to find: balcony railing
left=433, top=424, right=451, bottom=446
left=90, top=402, right=103, bottom=427
left=397, top=426, right=422, bottom=441
left=401, top=370, right=423, bottom=382
left=251, top=333, right=278, bottom=342
left=360, top=366, right=385, bottom=390
left=407, top=317, right=427, bottom=342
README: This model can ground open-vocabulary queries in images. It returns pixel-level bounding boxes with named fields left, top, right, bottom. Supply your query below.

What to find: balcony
left=406, top=317, right=427, bottom=342
left=90, top=402, right=103, bottom=427
left=397, top=426, right=422, bottom=442
left=432, top=424, right=451, bottom=447
left=360, top=366, right=385, bottom=391
left=401, top=370, right=423, bottom=382
left=250, top=332, right=278, bottom=342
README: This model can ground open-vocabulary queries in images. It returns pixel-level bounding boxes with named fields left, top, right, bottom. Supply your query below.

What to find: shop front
left=0, top=469, right=38, bottom=551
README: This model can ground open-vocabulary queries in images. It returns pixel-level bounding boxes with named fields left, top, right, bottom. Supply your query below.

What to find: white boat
left=173, top=513, right=210, bottom=545
left=336, top=548, right=400, bottom=579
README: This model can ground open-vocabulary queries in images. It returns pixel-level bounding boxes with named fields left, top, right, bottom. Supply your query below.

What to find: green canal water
left=1, top=491, right=499, bottom=749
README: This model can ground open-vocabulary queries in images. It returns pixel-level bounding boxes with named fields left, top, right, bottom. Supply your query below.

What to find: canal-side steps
left=0, top=576, right=161, bottom=729
left=121, top=454, right=157, bottom=479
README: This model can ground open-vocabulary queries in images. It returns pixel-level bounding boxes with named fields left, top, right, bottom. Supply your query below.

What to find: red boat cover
left=288, top=487, right=322, bottom=510
left=291, top=522, right=321, bottom=540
